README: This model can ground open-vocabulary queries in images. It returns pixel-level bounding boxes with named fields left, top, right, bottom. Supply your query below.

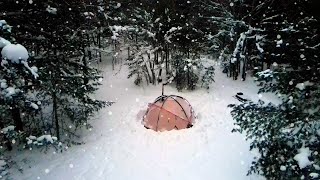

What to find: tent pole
left=162, top=82, right=168, bottom=96
left=162, top=83, right=164, bottom=96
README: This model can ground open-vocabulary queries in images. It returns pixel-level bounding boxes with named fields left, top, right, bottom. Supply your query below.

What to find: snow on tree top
left=1, top=44, right=29, bottom=63
left=293, top=146, right=312, bottom=169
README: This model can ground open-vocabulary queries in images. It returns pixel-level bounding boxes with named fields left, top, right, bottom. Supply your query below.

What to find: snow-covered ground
left=9, top=54, right=276, bottom=180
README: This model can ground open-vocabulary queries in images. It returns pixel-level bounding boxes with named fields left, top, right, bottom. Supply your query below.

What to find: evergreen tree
left=111, top=0, right=217, bottom=90
left=229, top=0, right=320, bottom=179
left=1, top=0, right=113, bottom=146
left=0, top=20, right=61, bottom=179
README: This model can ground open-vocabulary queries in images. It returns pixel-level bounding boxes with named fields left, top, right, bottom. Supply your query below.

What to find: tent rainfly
left=142, top=95, right=195, bottom=132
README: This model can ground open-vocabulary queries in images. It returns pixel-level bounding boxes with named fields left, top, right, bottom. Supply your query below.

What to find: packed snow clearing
left=10, top=55, right=273, bottom=180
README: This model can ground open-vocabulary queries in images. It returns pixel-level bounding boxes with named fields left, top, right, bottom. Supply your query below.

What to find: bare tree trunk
left=155, top=51, right=159, bottom=64
left=98, top=32, right=102, bottom=62
left=187, top=49, right=190, bottom=59
left=187, top=67, right=190, bottom=87
left=81, top=53, right=89, bottom=85
left=128, top=46, right=130, bottom=59
left=242, top=58, right=247, bottom=81
left=12, top=104, right=23, bottom=132
left=158, top=68, right=162, bottom=83
left=165, top=45, right=169, bottom=75
left=52, top=92, right=60, bottom=140
left=86, top=34, right=92, bottom=61
left=112, top=41, right=116, bottom=70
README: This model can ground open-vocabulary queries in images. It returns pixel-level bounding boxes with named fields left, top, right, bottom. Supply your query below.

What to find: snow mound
left=1, top=44, right=29, bottom=63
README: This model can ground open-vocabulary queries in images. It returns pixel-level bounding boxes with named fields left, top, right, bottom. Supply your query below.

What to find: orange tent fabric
left=142, top=95, right=195, bottom=132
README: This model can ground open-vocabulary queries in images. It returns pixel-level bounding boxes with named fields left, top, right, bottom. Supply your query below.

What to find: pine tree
left=229, top=0, right=320, bottom=179
left=0, top=20, right=60, bottom=179
left=201, top=66, right=215, bottom=90
left=111, top=0, right=217, bottom=90
left=1, top=0, right=113, bottom=144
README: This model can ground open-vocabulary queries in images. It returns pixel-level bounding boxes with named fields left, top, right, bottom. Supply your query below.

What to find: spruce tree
left=229, top=0, right=320, bottom=179
left=1, top=0, right=113, bottom=145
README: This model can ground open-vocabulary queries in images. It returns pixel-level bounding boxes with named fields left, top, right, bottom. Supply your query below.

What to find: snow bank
left=1, top=44, right=29, bottom=63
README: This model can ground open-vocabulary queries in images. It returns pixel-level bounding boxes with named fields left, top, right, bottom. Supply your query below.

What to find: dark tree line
left=1, top=0, right=114, bottom=177
left=229, top=0, right=320, bottom=179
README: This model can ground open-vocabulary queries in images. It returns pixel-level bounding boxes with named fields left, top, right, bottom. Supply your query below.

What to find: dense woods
left=1, top=0, right=319, bottom=179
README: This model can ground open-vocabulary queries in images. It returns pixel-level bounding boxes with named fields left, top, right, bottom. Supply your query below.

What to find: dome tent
left=142, top=95, right=195, bottom=132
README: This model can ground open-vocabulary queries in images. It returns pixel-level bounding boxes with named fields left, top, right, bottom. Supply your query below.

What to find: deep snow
left=9, top=54, right=276, bottom=180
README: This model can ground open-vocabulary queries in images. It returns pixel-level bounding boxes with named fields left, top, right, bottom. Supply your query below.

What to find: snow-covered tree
left=0, top=20, right=39, bottom=143
left=1, top=0, right=113, bottom=144
left=201, top=65, right=215, bottom=90
left=229, top=0, right=320, bottom=179
left=0, top=20, right=62, bottom=178
left=110, top=0, right=217, bottom=90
